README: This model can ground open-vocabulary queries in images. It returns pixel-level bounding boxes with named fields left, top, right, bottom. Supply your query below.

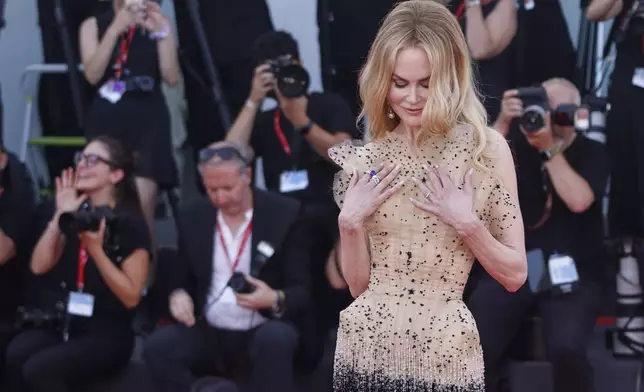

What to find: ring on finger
left=371, top=175, right=381, bottom=185
left=425, top=191, right=432, bottom=200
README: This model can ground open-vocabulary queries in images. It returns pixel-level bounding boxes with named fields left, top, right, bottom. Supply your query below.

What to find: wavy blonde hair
left=359, top=0, right=490, bottom=168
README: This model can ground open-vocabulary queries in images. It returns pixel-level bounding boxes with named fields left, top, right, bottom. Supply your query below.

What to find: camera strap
left=273, top=110, right=292, bottom=156
left=527, top=166, right=553, bottom=230
left=77, top=243, right=89, bottom=292
left=114, top=27, right=135, bottom=80
left=216, top=219, right=253, bottom=272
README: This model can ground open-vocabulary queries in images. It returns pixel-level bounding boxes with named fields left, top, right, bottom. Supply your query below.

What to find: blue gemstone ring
left=369, top=169, right=377, bottom=177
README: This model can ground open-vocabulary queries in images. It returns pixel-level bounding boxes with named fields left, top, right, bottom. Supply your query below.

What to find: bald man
left=466, top=78, right=610, bottom=392
left=143, top=141, right=316, bottom=392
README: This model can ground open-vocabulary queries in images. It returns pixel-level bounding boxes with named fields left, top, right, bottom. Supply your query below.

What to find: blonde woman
left=328, top=1, right=527, bottom=391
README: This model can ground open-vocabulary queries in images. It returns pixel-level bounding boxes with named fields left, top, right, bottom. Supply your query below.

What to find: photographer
left=0, top=136, right=36, bottom=381
left=80, top=0, right=180, bottom=254
left=143, top=141, right=311, bottom=392
left=448, top=0, right=517, bottom=120
left=4, top=136, right=151, bottom=392
left=469, top=78, right=609, bottom=392
left=587, top=0, right=644, bottom=249
left=225, top=31, right=357, bottom=351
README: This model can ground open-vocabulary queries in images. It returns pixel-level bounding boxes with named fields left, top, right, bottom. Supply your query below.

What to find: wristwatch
left=540, top=146, right=561, bottom=162
left=466, top=0, right=481, bottom=7
left=295, top=120, right=314, bottom=135
left=272, top=290, right=286, bottom=318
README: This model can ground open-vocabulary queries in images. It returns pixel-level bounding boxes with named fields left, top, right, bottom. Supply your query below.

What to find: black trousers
left=3, top=326, right=134, bottom=392
left=467, top=267, right=602, bottom=392
left=143, top=320, right=299, bottom=392
left=0, top=318, right=17, bottom=386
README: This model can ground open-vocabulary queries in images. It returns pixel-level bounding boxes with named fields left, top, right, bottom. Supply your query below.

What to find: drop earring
left=388, top=107, right=396, bottom=119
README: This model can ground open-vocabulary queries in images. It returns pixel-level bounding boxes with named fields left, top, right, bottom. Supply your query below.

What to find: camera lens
left=520, top=105, right=547, bottom=133
left=276, top=64, right=310, bottom=98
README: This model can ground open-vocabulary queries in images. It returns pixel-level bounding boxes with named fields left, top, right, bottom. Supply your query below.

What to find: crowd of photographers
left=0, top=0, right=642, bottom=391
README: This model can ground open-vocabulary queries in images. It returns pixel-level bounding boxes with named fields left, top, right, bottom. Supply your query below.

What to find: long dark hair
left=91, top=136, right=142, bottom=213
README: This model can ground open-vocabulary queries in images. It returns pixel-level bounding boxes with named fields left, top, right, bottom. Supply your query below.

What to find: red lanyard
left=216, top=219, right=253, bottom=272
left=273, top=111, right=292, bottom=156
left=114, top=27, right=135, bottom=80
left=77, top=243, right=89, bottom=292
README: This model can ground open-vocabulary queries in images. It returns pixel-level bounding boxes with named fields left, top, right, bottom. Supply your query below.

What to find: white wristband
left=245, top=99, right=258, bottom=109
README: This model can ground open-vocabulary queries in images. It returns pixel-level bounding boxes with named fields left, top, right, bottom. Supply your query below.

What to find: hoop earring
left=388, top=107, right=396, bottom=119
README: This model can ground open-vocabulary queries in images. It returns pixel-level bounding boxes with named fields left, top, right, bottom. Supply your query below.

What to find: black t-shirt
left=37, top=203, right=151, bottom=330
left=508, top=127, right=609, bottom=272
left=251, top=92, right=358, bottom=205
left=0, top=153, right=36, bottom=317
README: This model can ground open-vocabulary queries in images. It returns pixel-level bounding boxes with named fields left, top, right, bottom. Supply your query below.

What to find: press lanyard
left=114, top=27, right=135, bottom=80
left=216, top=219, right=253, bottom=272
left=273, top=110, right=292, bottom=157
left=77, top=243, right=89, bottom=292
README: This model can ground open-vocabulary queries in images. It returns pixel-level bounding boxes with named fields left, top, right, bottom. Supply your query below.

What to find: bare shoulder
left=80, top=16, right=98, bottom=34
left=482, top=127, right=514, bottom=171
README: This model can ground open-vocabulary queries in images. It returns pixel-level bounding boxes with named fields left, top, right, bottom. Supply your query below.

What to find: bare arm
left=325, top=240, right=349, bottom=290
left=225, top=101, right=261, bottom=145
left=544, top=152, right=595, bottom=213
left=465, top=0, right=517, bottom=60
left=300, top=124, right=352, bottom=161
left=0, top=230, right=15, bottom=265
left=586, top=0, right=623, bottom=20
left=337, top=219, right=371, bottom=298
left=79, top=17, right=120, bottom=86
left=156, top=29, right=179, bottom=86
left=456, top=141, right=527, bottom=292
left=90, top=246, right=149, bottom=309
left=31, top=214, right=66, bottom=275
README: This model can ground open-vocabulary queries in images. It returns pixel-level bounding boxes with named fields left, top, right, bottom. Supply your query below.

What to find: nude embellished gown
left=329, top=126, right=520, bottom=392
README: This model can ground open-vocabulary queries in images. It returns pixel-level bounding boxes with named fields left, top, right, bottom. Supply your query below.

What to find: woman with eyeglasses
left=79, top=0, right=180, bottom=259
left=3, top=136, right=151, bottom=392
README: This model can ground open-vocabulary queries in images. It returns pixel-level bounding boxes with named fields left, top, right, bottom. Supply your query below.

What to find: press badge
left=547, top=253, right=580, bottom=295
left=98, top=80, right=126, bottom=104
left=67, top=292, right=95, bottom=318
left=632, top=68, right=644, bottom=89
left=279, top=170, right=309, bottom=193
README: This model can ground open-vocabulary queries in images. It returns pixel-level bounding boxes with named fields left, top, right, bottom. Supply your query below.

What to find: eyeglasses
left=74, top=152, right=118, bottom=168
left=198, top=146, right=250, bottom=166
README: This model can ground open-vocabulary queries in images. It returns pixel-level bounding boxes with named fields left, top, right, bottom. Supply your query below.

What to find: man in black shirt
left=0, top=140, right=36, bottom=383
left=466, top=78, right=609, bottom=392
left=226, top=30, right=358, bottom=364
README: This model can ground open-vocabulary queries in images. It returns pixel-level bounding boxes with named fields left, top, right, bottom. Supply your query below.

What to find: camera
left=517, top=87, right=550, bottom=133
left=265, top=54, right=310, bottom=98
left=15, top=303, right=65, bottom=331
left=58, top=205, right=116, bottom=235
left=227, top=272, right=255, bottom=294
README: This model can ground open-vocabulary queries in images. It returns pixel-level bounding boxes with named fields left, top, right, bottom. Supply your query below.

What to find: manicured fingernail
left=468, top=168, right=473, bottom=175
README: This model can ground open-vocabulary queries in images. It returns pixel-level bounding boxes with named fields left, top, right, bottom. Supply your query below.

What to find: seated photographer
left=143, top=141, right=311, bottom=392
left=4, top=136, right=151, bottom=392
left=0, top=141, right=36, bottom=381
left=225, top=30, right=357, bottom=352
left=469, top=78, right=609, bottom=392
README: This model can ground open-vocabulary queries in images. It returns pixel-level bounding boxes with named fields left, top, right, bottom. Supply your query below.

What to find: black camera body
left=15, top=303, right=65, bottom=331
left=227, top=271, right=255, bottom=294
left=265, top=54, right=310, bottom=98
left=58, top=204, right=116, bottom=235
left=516, top=87, right=550, bottom=133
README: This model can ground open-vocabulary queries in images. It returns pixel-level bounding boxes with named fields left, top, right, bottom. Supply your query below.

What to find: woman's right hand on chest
left=55, top=168, right=88, bottom=216
left=339, top=164, right=405, bottom=228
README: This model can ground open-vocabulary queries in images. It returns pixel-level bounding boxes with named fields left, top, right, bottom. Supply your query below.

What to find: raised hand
left=54, top=168, right=87, bottom=215
left=410, top=165, right=478, bottom=229
left=339, top=164, right=405, bottom=227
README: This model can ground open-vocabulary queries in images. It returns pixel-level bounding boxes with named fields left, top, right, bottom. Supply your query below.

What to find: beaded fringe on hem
left=333, top=366, right=485, bottom=392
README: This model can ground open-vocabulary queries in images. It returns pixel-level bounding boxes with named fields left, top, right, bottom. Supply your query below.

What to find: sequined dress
left=329, top=126, right=519, bottom=392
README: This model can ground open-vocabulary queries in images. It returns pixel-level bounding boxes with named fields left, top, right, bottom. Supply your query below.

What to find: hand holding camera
left=78, top=218, right=107, bottom=255
left=498, top=89, right=523, bottom=126
left=277, top=89, right=310, bottom=128
left=55, top=168, right=87, bottom=217
left=233, top=275, right=278, bottom=311
left=249, top=64, right=276, bottom=105
left=169, top=289, right=196, bottom=327
left=109, top=7, right=138, bottom=36
left=135, top=1, right=169, bottom=35
left=521, top=111, right=556, bottom=152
